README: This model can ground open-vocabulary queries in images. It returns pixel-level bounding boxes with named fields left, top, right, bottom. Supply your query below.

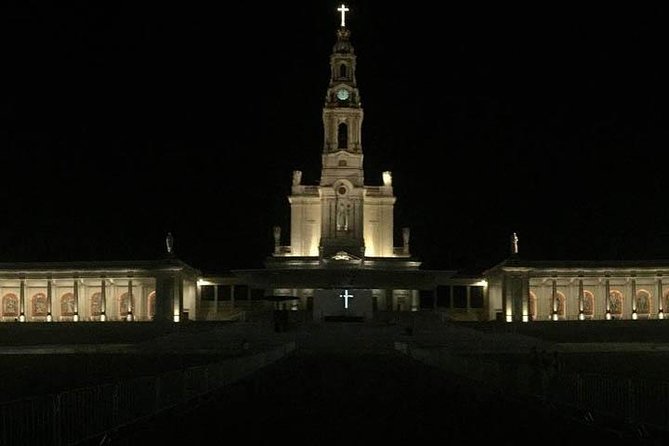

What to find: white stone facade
left=279, top=25, right=407, bottom=261
left=485, top=259, right=669, bottom=322
left=0, top=260, right=200, bottom=323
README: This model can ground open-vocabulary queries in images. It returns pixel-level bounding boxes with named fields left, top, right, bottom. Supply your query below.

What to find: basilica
left=2, top=5, right=667, bottom=325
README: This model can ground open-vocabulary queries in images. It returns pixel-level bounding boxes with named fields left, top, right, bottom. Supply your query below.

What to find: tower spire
left=282, top=5, right=399, bottom=260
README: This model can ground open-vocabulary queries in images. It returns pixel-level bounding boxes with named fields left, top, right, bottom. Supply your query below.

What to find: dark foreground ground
left=103, top=354, right=662, bottom=446
left=4, top=320, right=669, bottom=445
left=84, top=323, right=667, bottom=446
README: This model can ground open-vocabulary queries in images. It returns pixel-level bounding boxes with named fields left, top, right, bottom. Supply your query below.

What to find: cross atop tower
left=337, top=4, right=349, bottom=27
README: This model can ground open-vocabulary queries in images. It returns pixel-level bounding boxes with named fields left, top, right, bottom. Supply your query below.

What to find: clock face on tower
left=336, top=88, right=350, bottom=101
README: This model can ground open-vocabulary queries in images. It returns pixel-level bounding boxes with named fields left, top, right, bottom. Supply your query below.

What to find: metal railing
left=398, top=342, right=669, bottom=433
left=0, top=342, right=295, bottom=446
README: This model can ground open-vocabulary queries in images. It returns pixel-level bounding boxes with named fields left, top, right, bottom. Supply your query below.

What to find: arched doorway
left=2, top=293, right=19, bottom=319
left=61, top=293, right=75, bottom=317
left=32, top=293, right=48, bottom=317
left=635, top=289, right=652, bottom=319
left=610, top=290, right=624, bottom=319
left=90, top=292, right=102, bottom=319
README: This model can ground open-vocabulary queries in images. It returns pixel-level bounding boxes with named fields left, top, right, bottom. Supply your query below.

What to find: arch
left=337, top=122, right=348, bottom=149
left=635, top=289, right=652, bottom=316
left=90, top=292, right=102, bottom=317
left=583, top=290, right=595, bottom=317
left=118, top=292, right=134, bottom=318
left=528, top=291, right=537, bottom=321
left=2, top=293, right=19, bottom=317
left=60, top=293, right=75, bottom=316
left=148, top=291, right=156, bottom=320
left=339, top=63, right=347, bottom=78
left=610, top=290, right=624, bottom=316
left=32, top=293, right=48, bottom=317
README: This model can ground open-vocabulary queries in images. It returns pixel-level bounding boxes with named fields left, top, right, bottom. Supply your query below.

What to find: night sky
left=5, top=3, right=668, bottom=274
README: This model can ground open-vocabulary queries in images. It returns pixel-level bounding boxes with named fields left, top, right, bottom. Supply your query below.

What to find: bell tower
left=319, top=5, right=365, bottom=260
left=282, top=4, right=403, bottom=261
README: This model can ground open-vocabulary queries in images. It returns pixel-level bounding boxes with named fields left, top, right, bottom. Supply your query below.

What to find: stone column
left=521, top=279, right=529, bottom=322
left=73, top=279, right=80, bottom=322
left=657, top=277, right=664, bottom=319
left=449, top=285, right=454, bottom=309
left=411, top=289, right=419, bottom=312
left=605, top=278, right=611, bottom=320
left=502, top=275, right=511, bottom=322
left=127, top=279, right=134, bottom=321
left=213, top=284, right=219, bottom=317
left=19, top=279, right=26, bottom=322
left=578, top=279, right=585, bottom=320
left=46, top=280, right=53, bottom=322
left=177, top=277, right=184, bottom=321
left=551, top=279, right=558, bottom=321
left=100, top=279, right=107, bottom=322
left=631, top=278, right=637, bottom=320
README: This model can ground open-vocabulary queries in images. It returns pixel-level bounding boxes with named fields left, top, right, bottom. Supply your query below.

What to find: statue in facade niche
left=336, top=202, right=350, bottom=231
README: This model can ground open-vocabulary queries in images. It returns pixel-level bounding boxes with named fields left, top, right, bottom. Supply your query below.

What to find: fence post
left=154, top=375, right=161, bottom=413
left=52, top=394, right=61, bottom=446
left=665, top=382, right=669, bottom=431
left=627, top=378, right=634, bottom=424
left=575, top=374, right=582, bottom=409
left=112, top=382, right=119, bottom=429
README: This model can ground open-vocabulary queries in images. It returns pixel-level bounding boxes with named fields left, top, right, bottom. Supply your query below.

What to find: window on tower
left=339, top=63, right=347, bottom=78
left=338, top=123, right=348, bottom=149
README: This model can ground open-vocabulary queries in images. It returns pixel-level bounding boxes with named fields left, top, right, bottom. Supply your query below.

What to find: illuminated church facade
left=2, top=5, right=669, bottom=324
left=231, top=6, right=669, bottom=324
left=233, top=16, right=454, bottom=321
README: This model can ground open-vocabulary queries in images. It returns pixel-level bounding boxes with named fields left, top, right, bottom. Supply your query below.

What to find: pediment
left=331, top=251, right=361, bottom=261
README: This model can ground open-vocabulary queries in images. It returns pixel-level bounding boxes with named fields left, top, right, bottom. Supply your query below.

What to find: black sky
left=5, top=3, right=669, bottom=274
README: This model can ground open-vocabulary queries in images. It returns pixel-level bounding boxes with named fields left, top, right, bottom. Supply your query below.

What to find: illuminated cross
left=337, top=4, right=349, bottom=27
left=340, top=289, right=354, bottom=309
